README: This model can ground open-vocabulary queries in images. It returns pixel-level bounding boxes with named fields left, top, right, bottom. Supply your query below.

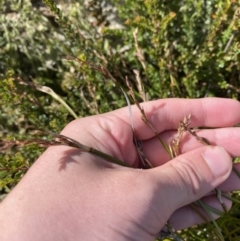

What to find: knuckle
left=169, top=157, right=206, bottom=196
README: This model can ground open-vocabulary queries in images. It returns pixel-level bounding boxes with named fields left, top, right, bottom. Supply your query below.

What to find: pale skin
left=1, top=98, right=240, bottom=241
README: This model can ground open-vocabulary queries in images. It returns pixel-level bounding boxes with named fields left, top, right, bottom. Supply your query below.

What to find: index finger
left=114, top=98, right=240, bottom=140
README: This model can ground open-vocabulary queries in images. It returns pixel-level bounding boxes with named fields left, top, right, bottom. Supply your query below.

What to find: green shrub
left=1, top=0, right=240, bottom=240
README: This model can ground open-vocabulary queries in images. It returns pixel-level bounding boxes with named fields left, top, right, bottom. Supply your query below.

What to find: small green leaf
left=0, top=171, right=8, bottom=179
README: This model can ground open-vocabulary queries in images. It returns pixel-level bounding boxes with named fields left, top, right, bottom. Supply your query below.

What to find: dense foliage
left=1, top=0, right=240, bottom=240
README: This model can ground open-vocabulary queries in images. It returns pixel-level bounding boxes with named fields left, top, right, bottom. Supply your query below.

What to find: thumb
left=150, top=146, right=232, bottom=212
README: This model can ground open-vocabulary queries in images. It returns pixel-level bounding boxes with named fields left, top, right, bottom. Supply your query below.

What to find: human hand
left=1, top=98, right=240, bottom=241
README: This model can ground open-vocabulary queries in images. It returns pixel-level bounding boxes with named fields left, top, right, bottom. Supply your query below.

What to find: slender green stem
left=35, top=85, right=79, bottom=120
left=90, top=148, right=131, bottom=167
left=197, top=200, right=225, bottom=241
left=222, top=193, right=240, bottom=204
left=233, top=166, right=240, bottom=178
left=52, top=134, right=131, bottom=167
left=18, top=78, right=78, bottom=119
left=196, top=201, right=224, bottom=216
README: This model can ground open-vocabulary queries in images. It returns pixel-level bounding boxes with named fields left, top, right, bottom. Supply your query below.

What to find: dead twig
left=133, top=69, right=147, bottom=102
left=133, top=28, right=146, bottom=71
left=17, top=77, right=78, bottom=119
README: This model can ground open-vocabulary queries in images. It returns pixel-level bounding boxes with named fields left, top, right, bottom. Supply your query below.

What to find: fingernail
left=202, top=146, right=232, bottom=177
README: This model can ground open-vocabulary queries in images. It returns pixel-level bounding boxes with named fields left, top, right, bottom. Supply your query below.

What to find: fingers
left=142, top=127, right=240, bottom=166
left=148, top=146, right=232, bottom=214
left=142, top=127, right=240, bottom=191
left=114, top=98, right=240, bottom=140
left=169, top=194, right=232, bottom=230
left=178, top=127, right=240, bottom=158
